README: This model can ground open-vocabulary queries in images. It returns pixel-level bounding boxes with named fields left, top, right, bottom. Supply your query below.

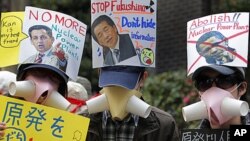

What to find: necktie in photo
left=113, top=49, right=120, bottom=61
left=35, top=53, right=44, bottom=63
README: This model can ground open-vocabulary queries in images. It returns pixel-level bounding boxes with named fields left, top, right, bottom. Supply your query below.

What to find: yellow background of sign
left=0, top=12, right=28, bottom=67
left=0, top=95, right=90, bottom=141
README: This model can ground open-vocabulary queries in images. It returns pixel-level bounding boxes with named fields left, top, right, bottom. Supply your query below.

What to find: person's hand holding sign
left=0, top=122, right=6, bottom=138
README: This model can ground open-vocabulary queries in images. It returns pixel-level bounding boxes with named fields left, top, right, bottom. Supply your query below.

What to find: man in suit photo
left=24, top=25, right=68, bottom=72
left=91, top=15, right=137, bottom=66
left=196, top=31, right=236, bottom=65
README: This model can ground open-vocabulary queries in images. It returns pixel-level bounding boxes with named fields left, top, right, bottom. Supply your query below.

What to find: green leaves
left=142, top=69, right=200, bottom=129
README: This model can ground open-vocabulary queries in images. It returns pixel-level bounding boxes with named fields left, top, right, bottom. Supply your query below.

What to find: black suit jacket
left=103, top=34, right=136, bottom=66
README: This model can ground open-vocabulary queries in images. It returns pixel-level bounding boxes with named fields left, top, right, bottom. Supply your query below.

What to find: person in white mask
left=192, top=65, right=250, bottom=129
left=84, top=66, right=180, bottom=141
left=0, top=63, right=69, bottom=138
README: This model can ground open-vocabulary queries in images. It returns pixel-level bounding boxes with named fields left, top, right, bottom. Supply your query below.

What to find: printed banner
left=91, top=0, right=157, bottom=68
left=0, top=95, right=90, bottom=141
left=19, top=6, right=87, bottom=80
left=187, top=12, right=249, bottom=76
left=0, top=12, right=27, bottom=67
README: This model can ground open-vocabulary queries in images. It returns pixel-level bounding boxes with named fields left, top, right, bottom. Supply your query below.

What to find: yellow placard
left=0, top=95, right=90, bottom=141
left=0, top=12, right=28, bottom=67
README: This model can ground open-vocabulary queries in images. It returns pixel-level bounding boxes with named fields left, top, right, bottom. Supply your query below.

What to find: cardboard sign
left=19, top=6, right=87, bottom=80
left=91, top=0, right=157, bottom=68
left=0, top=12, right=27, bottom=67
left=187, top=12, right=249, bottom=76
left=0, top=95, right=90, bottom=141
left=181, top=129, right=230, bottom=141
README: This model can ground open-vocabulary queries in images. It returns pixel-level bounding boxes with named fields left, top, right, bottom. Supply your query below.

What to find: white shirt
left=110, top=36, right=120, bottom=64
left=36, top=48, right=52, bottom=63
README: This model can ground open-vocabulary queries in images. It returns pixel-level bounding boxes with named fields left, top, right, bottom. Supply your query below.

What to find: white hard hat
left=67, top=81, right=88, bottom=100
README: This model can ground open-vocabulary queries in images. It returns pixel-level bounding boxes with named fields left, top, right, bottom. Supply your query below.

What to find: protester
left=84, top=66, right=180, bottom=141
left=67, top=81, right=88, bottom=113
left=76, top=76, right=92, bottom=97
left=192, top=65, right=250, bottom=129
left=0, top=63, right=69, bottom=138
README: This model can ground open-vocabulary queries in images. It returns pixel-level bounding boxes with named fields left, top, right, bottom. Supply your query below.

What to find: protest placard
left=187, top=12, right=249, bottom=76
left=0, top=95, right=90, bottom=141
left=19, top=6, right=87, bottom=80
left=91, top=0, right=157, bottom=68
